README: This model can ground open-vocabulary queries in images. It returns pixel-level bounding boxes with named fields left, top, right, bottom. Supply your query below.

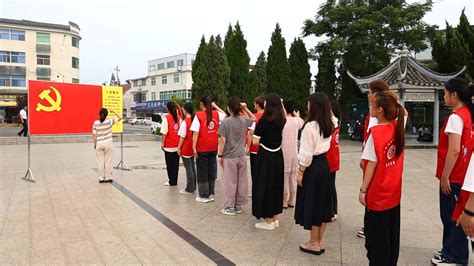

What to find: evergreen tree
left=315, top=43, right=337, bottom=100
left=253, top=51, right=268, bottom=94
left=224, top=22, right=251, bottom=98
left=246, top=70, right=259, bottom=108
left=432, top=23, right=471, bottom=76
left=267, top=23, right=291, bottom=98
left=288, top=38, right=311, bottom=112
left=191, top=35, right=230, bottom=107
left=191, top=36, right=208, bottom=105
left=458, top=9, right=474, bottom=80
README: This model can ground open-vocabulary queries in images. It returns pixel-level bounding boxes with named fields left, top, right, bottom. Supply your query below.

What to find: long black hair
left=330, top=100, right=341, bottom=126
left=305, top=92, right=333, bottom=138
left=199, top=96, right=213, bottom=125
left=166, top=101, right=179, bottom=123
left=99, top=108, right=108, bottom=123
left=445, top=77, right=473, bottom=120
left=262, top=93, right=286, bottom=127
left=283, top=99, right=295, bottom=116
left=183, top=102, right=194, bottom=121
left=227, top=96, right=241, bottom=117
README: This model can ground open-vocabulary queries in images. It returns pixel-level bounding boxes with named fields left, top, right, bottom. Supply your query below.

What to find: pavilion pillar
left=433, top=90, right=439, bottom=146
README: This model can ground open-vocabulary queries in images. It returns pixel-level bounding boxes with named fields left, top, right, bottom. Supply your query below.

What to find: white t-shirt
left=444, top=114, right=464, bottom=136
left=367, top=117, right=378, bottom=133
left=190, top=111, right=226, bottom=132
left=20, top=109, right=27, bottom=120
left=463, top=152, right=474, bottom=193
left=178, top=120, right=187, bottom=138
left=362, top=116, right=408, bottom=163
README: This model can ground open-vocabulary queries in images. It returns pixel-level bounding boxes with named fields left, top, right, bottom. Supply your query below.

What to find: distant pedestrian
left=92, top=108, right=122, bottom=183
left=252, top=93, right=286, bottom=230
left=217, top=97, right=255, bottom=216
left=177, top=102, right=197, bottom=194
left=281, top=99, right=304, bottom=209
left=17, top=106, right=28, bottom=137
left=161, top=101, right=182, bottom=187
left=191, top=96, right=226, bottom=203
left=295, top=92, right=336, bottom=255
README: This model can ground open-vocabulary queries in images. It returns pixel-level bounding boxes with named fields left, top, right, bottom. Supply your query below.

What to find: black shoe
left=431, top=255, right=457, bottom=265
left=99, top=180, right=105, bottom=183
left=105, top=179, right=113, bottom=183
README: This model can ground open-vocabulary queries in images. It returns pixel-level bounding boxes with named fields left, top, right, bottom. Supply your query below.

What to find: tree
left=315, top=43, right=337, bottom=100
left=191, top=36, right=208, bottom=106
left=267, top=23, right=291, bottom=98
left=457, top=9, right=474, bottom=80
left=432, top=22, right=471, bottom=76
left=224, top=22, right=251, bottom=98
left=288, top=38, right=311, bottom=112
left=191, top=35, right=230, bottom=107
left=303, top=1, right=436, bottom=108
left=253, top=51, right=268, bottom=94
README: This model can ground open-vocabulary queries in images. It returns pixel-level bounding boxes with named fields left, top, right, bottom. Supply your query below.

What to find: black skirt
left=295, top=154, right=334, bottom=230
left=252, top=147, right=284, bottom=219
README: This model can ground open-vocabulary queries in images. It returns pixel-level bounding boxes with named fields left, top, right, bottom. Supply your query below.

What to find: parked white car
left=130, top=117, right=144, bottom=125
left=143, top=117, right=153, bottom=125
left=150, top=121, right=162, bottom=134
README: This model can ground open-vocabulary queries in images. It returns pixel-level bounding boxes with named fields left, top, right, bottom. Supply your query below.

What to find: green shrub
left=155, top=127, right=161, bottom=135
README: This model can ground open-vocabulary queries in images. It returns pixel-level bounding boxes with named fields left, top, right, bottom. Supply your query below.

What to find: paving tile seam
left=111, top=180, right=235, bottom=266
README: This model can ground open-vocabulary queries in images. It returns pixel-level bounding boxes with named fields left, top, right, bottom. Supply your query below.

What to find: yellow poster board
left=102, top=86, right=123, bottom=133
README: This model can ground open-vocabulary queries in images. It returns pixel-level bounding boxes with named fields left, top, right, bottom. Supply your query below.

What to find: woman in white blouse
left=295, top=92, right=338, bottom=256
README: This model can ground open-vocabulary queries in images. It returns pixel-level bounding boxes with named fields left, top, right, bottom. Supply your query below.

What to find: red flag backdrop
left=29, top=81, right=102, bottom=135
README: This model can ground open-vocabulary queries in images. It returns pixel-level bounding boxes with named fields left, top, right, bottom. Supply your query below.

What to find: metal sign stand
left=114, top=132, right=130, bottom=171
left=23, top=134, right=35, bottom=183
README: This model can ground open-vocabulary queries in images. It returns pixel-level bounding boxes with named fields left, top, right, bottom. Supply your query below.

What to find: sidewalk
left=0, top=140, right=468, bottom=265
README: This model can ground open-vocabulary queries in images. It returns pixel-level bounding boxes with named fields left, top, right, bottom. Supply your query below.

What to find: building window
left=162, top=75, right=167, bottom=84
left=37, top=55, right=50, bottom=65
left=133, top=80, right=138, bottom=87
left=167, top=61, right=175, bottom=68
left=141, top=79, right=146, bottom=86
left=158, top=63, right=165, bottom=70
left=11, top=52, right=25, bottom=63
left=0, top=75, right=26, bottom=87
left=177, top=59, right=184, bottom=66
left=133, top=93, right=140, bottom=102
left=0, top=51, right=25, bottom=63
left=151, top=92, right=156, bottom=101
left=0, top=29, right=25, bottom=41
left=36, top=32, right=50, bottom=44
left=141, top=94, right=146, bottom=102
left=159, top=89, right=190, bottom=101
left=72, top=57, right=80, bottom=69
left=174, top=73, right=180, bottom=83
left=72, top=36, right=80, bottom=48
left=72, top=78, right=80, bottom=83
left=37, top=77, right=50, bottom=81
left=151, top=77, right=156, bottom=86
left=149, top=65, right=156, bottom=72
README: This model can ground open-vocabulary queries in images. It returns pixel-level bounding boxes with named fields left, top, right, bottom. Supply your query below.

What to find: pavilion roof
left=347, top=48, right=466, bottom=92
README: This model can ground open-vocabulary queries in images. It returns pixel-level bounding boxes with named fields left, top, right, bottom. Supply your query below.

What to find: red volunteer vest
left=180, top=117, right=194, bottom=157
left=326, top=127, right=340, bottom=173
left=452, top=129, right=474, bottom=221
left=250, top=112, right=264, bottom=154
left=364, top=121, right=404, bottom=211
left=436, top=107, right=472, bottom=184
left=196, top=110, right=220, bottom=152
left=164, top=115, right=180, bottom=148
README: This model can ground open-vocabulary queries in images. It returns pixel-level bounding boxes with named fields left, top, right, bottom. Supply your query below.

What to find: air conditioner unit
left=177, top=66, right=182, bottom=72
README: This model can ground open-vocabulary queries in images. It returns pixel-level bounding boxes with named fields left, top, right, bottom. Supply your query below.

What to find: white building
left=0, top=18, right=81, bottom=122
left=128, top=53, right=195, bottom=117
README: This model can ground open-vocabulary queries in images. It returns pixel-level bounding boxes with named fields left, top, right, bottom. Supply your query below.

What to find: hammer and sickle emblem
left=36, top=86, right=62, bottom=112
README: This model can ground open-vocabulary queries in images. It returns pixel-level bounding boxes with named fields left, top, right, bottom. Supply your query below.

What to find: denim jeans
left=440, top=183, right=468, bottom=264
left=196, top=151, right=217, bottom=198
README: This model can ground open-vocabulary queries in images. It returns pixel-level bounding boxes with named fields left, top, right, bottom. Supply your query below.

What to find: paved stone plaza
left=0, top=139, right=472, bottom=265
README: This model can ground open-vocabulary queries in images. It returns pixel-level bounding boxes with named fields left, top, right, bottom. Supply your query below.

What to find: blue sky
left=1, top=0, right=472, bottom=84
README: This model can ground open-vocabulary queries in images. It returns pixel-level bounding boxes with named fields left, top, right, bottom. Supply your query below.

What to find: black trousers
left=330, top=172, right=338, bottom=214
left=196, top=151, right=217, bottom=198
left=364, top=205, right=400, bottom=266
left=164, top=151, right=179, bottom=186
left=18, top=120, right=28, bottom=137
left=250, top=153, right=258, bottom=182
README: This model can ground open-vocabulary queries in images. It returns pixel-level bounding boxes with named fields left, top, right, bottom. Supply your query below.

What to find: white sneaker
left=221, top=207, right=236, bottom=216
left=164, top=181, right=170, bottom=186
left=255, top=221, right=275, bottom=230
left=274, top=220, right=280, bottom=228
left=208, top=195, right=215, bottom=202
left=195, top=197, right=211, bottom=203
left=179, top=189, right=193, bottom=195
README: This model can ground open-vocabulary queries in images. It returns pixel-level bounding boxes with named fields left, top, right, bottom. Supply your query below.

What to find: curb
left=0, top=134, right=160, bottom=145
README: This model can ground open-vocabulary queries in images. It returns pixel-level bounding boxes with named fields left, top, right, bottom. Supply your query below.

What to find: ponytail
left=395, top=103, right=405, bottom=158
left=206, top=97, right=212, bottom=125
left=166, top=102, right=178, bottom=124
